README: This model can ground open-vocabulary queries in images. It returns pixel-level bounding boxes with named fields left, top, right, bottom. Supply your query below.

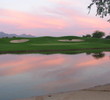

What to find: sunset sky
left=0, top=0, right=110, bottom=36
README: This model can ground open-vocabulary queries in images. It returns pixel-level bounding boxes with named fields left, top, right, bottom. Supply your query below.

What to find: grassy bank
left=0, top=36, right=110, bottom=54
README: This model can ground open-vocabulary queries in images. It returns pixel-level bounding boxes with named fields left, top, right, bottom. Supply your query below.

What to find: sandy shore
left=16, top=84, right=110, bottom=100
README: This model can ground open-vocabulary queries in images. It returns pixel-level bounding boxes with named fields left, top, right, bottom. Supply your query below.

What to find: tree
left=92, top=30, right=105, bottom=38
left=85, top=34, right=92, bottom=37
left=88, top=0, right=110, bottom=21
left=105, top=35, right=110, bottom=39
left=83, top=34, right=91, bottom=38
left=12, top=36, right=16, bottom=38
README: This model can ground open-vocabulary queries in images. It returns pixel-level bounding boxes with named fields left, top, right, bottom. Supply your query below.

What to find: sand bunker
left=10, top=39, right=29, bottom=43
left=58, top=39, right=84, bottom=42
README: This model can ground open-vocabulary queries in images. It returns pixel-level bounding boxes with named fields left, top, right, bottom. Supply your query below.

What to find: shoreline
left=1, top=47, right=110, bottom=54
left=15, top=84, right=110, bottom=100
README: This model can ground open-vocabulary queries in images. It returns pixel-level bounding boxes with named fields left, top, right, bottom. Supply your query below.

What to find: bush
left=105, top=35, right=110, bottom=39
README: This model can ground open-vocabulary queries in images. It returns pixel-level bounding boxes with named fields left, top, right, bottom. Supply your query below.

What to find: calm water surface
left=0, top=52, right=110, bottom=100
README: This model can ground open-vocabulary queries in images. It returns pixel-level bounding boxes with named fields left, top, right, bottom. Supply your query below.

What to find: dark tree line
left=83, top=30, right=110, bottom=39
left=83, top=30, right=105, bottom=38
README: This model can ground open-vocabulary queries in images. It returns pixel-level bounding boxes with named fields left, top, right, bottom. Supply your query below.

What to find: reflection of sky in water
left=0, top=52, right=110, bottom=100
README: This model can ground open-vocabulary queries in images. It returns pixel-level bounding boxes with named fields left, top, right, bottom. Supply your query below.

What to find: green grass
left=0, top=36, right=110, bottom=54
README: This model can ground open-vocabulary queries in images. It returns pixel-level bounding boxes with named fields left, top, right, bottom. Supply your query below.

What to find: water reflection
left=92, top=52, right=105, bottom=59
left=0, top=55, right=65, bottom=77
left=0, top=52, right=110, bottom=100
left=86, top=52, right=106, bottom=59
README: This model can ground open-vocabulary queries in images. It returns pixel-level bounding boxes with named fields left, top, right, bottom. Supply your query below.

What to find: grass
left=0, top=36, right=110, bottom=54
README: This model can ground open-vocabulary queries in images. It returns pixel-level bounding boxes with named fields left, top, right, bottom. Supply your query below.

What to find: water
left=0, top=52, right=110, bottom=100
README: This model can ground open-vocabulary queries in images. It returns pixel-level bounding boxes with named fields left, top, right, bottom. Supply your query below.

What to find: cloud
left=0, top=0, right=110, bottom=36
left=43, top=3, right=110, bottom=30
left=0, top=9, right=68, bottom=29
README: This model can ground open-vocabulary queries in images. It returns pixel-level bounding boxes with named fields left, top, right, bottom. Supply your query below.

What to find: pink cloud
left=0, top=9, right=67, bottom=29
left=56, top=7, right=110, bottom=29
left=43, top=4, right=110, bottom=32
left=0, top=3, right=110, bottom=36
left=74, top=16, right=110, bottom=29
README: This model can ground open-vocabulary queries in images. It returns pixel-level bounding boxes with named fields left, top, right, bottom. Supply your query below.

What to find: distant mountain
left=0, top=32, right=35, bottom=38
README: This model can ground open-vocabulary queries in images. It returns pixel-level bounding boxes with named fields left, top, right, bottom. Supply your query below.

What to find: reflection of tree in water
left=92, top=52, right=105, bottom=59
left=86, top=52, right=92, bottom=55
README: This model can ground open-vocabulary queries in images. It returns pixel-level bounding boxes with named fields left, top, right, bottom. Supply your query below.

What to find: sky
left=0, top=0, right=110, bottom=36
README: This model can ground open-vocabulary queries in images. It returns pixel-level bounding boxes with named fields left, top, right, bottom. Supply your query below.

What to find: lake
left=0, top=52, right=110, bottom=100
